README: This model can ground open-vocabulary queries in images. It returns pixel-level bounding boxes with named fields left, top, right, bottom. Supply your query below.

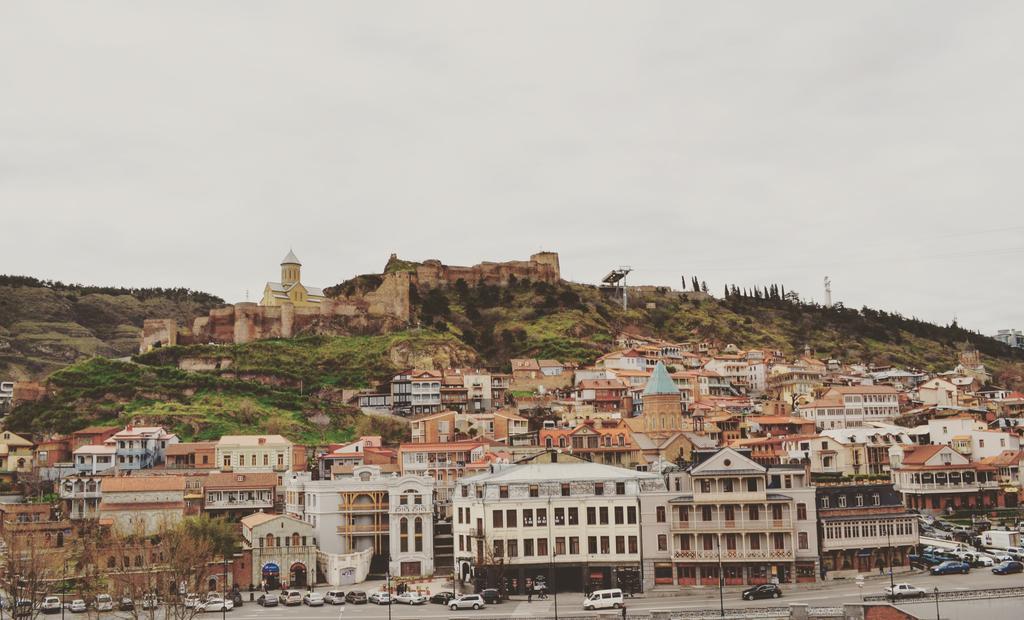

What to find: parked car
left=40, top=597, right=62, bottom=614
left=480, top=588, right=502, bottom=604
left=142, top=595, right=160, bottom=610
left=583, top=589, right=625, bottom=611
left=68, top=600, right=88, bottom=614
left=303, top=592, right=324, bottom=606
left=992, top=560, right=1024, bottom=575
left=345, top=591, right=368, bottom=604
left=972, top=555, right=995, bottom=567
left=930, top=561, right=970, bottom=575
left=118, top=598, right=135, bottom=611
left=198, top=595, right=233, bottom=613
left=95, top=594, right=114, bottom=612
left=742, top=584, right=782, bottom=600
left=449, top=594, right=485, bottom=611
left=278, top=590, right=303, bottom=606
left=369, top=591, right=391, bottom=605
left=324, top=591, right=346, bottom=605
left=884, top=584, right=927, bottom=599
left=395, top=592, right=427, bottom=605
left=256, top=594, right=278, bottom=607
left=430, top=592, right=456, bottom=605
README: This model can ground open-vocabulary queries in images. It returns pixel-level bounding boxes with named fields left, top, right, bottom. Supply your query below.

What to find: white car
left=303, top=592, right=324, bottom=606
left=975, top=555, right=995, bottom=567
left=449, top=594, right=485, bottom=610
left=369, top=591, right=391, bottom=605
left=68, top=599, right=88, bottom=613
left=884, top=583, right=927, bottom=599
left=95, top=594, right=114, bottom=611
left=395, top=591, right=427, bottom=605
left=40, top=596, right=62, bottom=613
left=198, top=595, right=233, bottom=613
left=324, top=590, right=346, bottom=605
left=184, top=593, right=201, bottom=608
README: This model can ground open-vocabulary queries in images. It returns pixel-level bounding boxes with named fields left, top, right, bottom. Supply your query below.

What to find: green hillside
left=0, top=276, right=223, bottom=381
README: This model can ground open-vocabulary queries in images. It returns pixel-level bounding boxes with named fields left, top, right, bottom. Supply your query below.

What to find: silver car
left=449, top=594, right=485, bottom=610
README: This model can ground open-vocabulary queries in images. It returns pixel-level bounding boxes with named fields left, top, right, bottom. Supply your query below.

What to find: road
left=144, top=569, right=1021, bottom=619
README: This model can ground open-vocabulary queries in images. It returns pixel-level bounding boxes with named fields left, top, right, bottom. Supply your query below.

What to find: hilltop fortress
left=140, top=251, right=560, bottom=351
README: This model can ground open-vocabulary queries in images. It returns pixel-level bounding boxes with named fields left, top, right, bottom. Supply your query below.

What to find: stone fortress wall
left=140, top=252, right=559, bottom=351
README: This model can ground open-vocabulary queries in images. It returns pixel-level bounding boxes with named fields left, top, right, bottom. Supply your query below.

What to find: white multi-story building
left=285, top=465, right=436, bottom=582
left=452, top=462, right=665, bottom=595
left=926, top=418, right=1020, bottom=461
left=797, top=386, right=900, bottom=429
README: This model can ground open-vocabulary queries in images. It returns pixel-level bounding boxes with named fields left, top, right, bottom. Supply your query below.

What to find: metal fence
left=864, top=586, right=1024, bottom=604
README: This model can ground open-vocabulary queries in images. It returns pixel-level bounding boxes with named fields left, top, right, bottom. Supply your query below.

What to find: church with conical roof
left=633, top=361, right=688, bottom=433
left=260, top=250, right=327, bottom=308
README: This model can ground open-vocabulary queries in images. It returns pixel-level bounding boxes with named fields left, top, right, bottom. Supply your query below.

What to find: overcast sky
left=2, top=1, right=1022, bottom=335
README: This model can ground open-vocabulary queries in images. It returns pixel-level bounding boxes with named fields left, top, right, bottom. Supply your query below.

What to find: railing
left=671, top=517, right=792, bottom=530
left=338, top=524, right=388, bottom=533
left=206, top=499, right=274, bottom=509
left=896, top=481, right=998, bottom=491
left=672, top=548, right=794, bottom=561
left=692, top=491, right=771, bottom=503
left=864, top=586, right=1024, bottom=603
left=338, top=504, right=387, bottom=512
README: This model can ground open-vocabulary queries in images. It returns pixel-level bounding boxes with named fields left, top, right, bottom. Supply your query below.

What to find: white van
left=583, top=588, right=624, bottom=610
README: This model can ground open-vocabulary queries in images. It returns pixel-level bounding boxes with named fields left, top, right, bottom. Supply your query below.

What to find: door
left=400, top=561, right=421, bottom=577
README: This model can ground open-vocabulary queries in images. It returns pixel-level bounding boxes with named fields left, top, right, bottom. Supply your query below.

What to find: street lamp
left=886, top=525, right=895, bottom=597
left=386, top=553, right=392, bottom=620
left=933, top=586, right=940, bottom=620
left=717, top=534, right=724, bottom=618
left=61, top=559, right=67, bottom=620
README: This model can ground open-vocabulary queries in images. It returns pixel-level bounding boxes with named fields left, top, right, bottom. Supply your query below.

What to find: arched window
left=545, top=437, right=553, bottom=448
left=414, top=516, right=424, bottom=552
left=559, top=437, right=567, bottom=448
left=265, top=534, right=274, bottom=547
left=292, top=533, right=300, bottom=547
left=617, top=434, right=625, bottom=446
left=399, top=517, right=409, bottom=552
left=135, top=555, right=143, bottom=567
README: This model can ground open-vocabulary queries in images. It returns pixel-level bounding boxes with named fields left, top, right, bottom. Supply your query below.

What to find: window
left=493, top=540, right=504, bottom=557
left=771, top=504, right=783, bottom=520
left=493, top=511, right=503, bottom=528
left=561, top=483, right=571, bottom=497
left=569, top=537, right=579, bottom=555
left=523, top=509, right=534, bottom=527
left=701, top=506, right=713, bottom=521
left=263, top=454, right=269, bottom=466
left=223, top=455, right=231, bottom=468
left=588, top=536, right=598, bottom=554
left=529, top=485, right=539, bottom=498
left=554, top=507, right=565, bottom=525
left=616, top=481, right=626, bottom=495
left=747, top=478, right=758, bottom=492
left=594, top=483, right=604, bottom=496
left=523, top=539, right=534, bottom=556
left=555, top=537, right=566, bottom=555
left=538, top=538, right=548, bottom=556
left=615, top=536, right=625, bottom=554
left=838, top=496, right=847, bottom=508
left=856, top=495, right=864, bottom=507
left=614, top=506, right=624, bottom=525
left=797, top=503, right=807, bottom=520
left=798, top=532, right=808, bottom=550
left=820, top=497, right=830, bottom=509
left=628, top=536, right=638, bottom=554
left=656, top=506, right=666, bottom=523
left=499, top=485, right=509, bottom=499
left=748, top=505, right=759, bottom=521
left=506, top=509, right=517, bottom=527
left=872, top=493, right=880, bottom=506
left=537, top=508, right=547, bottom=526
left=600, top=536, right=610, bottom=554
left=568, top=507, right=579, bottom=525
left=627, top=506, right=637, bottom=524
left=507, top=540, right=518, bottom=557
left=723, top=479, right=734, bottom=493
left=587, top=507, right=597, bottom=525
left=700, top=480, right=712, bottom=493
left=599, top=506, right=609, bottom=525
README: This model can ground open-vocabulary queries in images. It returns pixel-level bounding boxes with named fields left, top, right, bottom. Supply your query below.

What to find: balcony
left=206, top=498, right=274, bottom=510
left=338, top=523, right=388, bottom=534
left=467, top=527, right=485, bottom=537
left=672, top=517, right=792, bottom=531
left=821, top=533, right=918, bottom=552
left=672, top=548, right=794, bottom=562
left=896, top=481, right=999, bottom=493
left=338, top=504, right=387, bottom=512
left=692, top=491, right=766, bottom=503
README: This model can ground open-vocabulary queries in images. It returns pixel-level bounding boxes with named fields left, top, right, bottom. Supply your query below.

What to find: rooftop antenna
left=823, top=277, right=832, bottom=308
left=602, top=266, right=633, bottom=311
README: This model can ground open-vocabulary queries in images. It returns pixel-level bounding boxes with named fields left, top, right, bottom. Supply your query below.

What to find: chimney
left=258, top=437, right=266, bottom=445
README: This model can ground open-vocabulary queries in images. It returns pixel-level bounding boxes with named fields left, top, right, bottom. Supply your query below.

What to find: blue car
left=930, top=561, right=970, bottom=575
left=992, top=561, right=1024, bottom=575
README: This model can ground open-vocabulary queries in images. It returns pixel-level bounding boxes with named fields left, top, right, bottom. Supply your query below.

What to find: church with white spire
left=260, top=250, right=327, bottom=308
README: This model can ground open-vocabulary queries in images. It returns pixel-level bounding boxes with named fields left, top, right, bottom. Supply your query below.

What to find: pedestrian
left=878, top=565, right=884, bottom=576
left=528, top=589, right=532, bottom=603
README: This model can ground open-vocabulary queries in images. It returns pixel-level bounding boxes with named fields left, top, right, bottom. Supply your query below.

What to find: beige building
left=666, top=448, right=819, bottom=587
left=241, top=512, right=321, bottom=589
left=260, top=250, right=326, bottom=308
left=98, top=476, right=187, bottom=535
left=216, top=435, right=296, bottom=473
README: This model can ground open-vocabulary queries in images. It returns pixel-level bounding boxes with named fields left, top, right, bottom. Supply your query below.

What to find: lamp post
left=717, top=534, right=725, bottom=618
left=61, top=559, right=67, bottom=620
left=933, top=586, right=940, bottom=620
left=222, top=556, right=228, bottom=620
left=386, top=553, right=392, bottom=620
left=547, top=497, right=558, bottom=620
left=886, top=525, right=895, bottom=594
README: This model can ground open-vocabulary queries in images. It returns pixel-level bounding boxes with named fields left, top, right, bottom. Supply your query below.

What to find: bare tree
left=0, top=519, right=67, bottom=619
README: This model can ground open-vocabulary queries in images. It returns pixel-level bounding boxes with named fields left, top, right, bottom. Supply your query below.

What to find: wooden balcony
left=338, top=523, right=388, bottom=534
left=672, top=547, right=794, bottom=562
left=671, top=517, right=792, bottom=531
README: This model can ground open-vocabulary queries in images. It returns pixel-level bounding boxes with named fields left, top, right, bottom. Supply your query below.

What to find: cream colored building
left=216, top=435, right=294, bottom=474
left=260, top=250, right=326, bottom=308
left=241, top=512, right=321, bottom=589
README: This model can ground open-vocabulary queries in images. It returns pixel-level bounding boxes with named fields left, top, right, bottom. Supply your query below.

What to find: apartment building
left=798, top=386, right=900, bottom=429
left=452, top=462, right=665, bottom=594
left=816, top=482, right=918, bottom=578
left=107, top=425, right=178, bottom=470
left=215, top=435, right=298, bottom=473
left=891, top=444, right=1003, bottom=512
left=61, top=474, right=106, bottom=520
left=408, top=370, right=443, bottom=415
left=203, top=472, right=277, bottom=520
left=926, top=417, right=1020, bottom=460
left=575, top=379, right=631, bottom=413
left=410, top=410, right=529, bottom=445
left=666, top=448, right=819, bottom=587
left=767, top=361, right=825, bottom=404
left=284, top=465, right=436, bottom=581
left=399, top=441, right=487, bottom=512
left=539, top=419, right=644, bottom=469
